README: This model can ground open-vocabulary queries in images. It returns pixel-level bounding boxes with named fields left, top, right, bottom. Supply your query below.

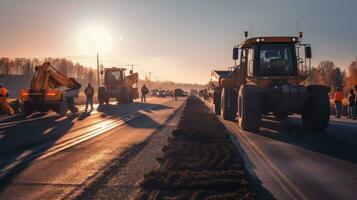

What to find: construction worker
left=141, top=84, right=149, bottom=102
left=0, top=83, right=14, bottom=115
left=348, top=89, right=356, bottom=119
left=204, top=89, right=208, bottom=100
left=174, top=89, right=178, bottom=101
left=84, top=83, right=94, bottom=112
left=334, top=87, right=344, bottom=118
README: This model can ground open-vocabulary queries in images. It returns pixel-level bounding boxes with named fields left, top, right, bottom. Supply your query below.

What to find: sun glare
left=77, top=25, right=113, bottom=54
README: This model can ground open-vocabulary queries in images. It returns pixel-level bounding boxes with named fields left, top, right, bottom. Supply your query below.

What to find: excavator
left=19, top=62, right=81, bottom=116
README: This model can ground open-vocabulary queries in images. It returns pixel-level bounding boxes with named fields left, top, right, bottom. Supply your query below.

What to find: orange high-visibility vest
left=334, top=91, right=344, bottom=102
left=0, top=88, right=8, bottom=97
left=0, top=88, right=8, bottom=103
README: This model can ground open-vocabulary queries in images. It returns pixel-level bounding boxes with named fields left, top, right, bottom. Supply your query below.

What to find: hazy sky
left=0, top=0, right=356, bottom=84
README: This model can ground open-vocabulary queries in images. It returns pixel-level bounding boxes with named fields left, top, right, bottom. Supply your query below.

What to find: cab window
left=258, top=44, right=295, bottom=76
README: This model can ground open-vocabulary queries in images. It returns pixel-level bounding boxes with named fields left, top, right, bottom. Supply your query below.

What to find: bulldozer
left=98, top=67, right=138, bottom=105
left=210, top=32, right=330, bottom=132
left=19, top=62, right=81, bottom=116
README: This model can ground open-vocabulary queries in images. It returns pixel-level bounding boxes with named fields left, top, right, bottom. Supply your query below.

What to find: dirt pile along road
left=137, top=96, right=259, bottom=199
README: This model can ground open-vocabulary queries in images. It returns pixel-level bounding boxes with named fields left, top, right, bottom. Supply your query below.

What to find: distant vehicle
left=198, top=90, right=205, bottom=97
left=157, top=90, right=166, bottom=98
left=190, top=89, right=198, bottom=96
left=166, top=90, right=174, bottom=97
left=174, top=88, right=184, bottom=97
left=210, top=31, right=330, bottom=132
left=151, top=89, right=159, bottom=97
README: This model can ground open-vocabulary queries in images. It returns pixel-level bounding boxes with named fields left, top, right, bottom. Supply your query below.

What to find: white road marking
left=43, top=127, right=54, bottom=135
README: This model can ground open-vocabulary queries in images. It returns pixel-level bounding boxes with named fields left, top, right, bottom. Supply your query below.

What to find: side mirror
left=233, top=47, right=239, bottom=60
left=305, top=46, right=312, bottom=59
left=100, top=70, right=103, bottom=75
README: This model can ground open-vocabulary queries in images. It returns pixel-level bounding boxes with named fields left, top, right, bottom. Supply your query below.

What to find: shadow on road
left=254, top=116, right=357, bottom=163
left=97, top=102, right=173, bottom=129
left=0, top=113, right=78, bottom=190
left=0, top=101, right=172, bottom=191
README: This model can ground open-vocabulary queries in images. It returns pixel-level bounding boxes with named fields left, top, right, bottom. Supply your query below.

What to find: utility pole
left=97, top=53, right=100, bottom=88
left=148, top=72, right=152, bottom=89
left=155, top=76, right=158, bottom=88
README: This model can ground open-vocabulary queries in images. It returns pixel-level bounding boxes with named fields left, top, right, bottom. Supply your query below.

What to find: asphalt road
left=220, top=111, right=357, bottom=200
left=0, top=97, right=184, bottom=200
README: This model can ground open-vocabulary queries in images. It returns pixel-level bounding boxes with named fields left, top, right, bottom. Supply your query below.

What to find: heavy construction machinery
left=19, top=62, right=81, bottom=116
left=210, top=32, right=330, bottom=132
left=98, top=67, right=138, bottom=105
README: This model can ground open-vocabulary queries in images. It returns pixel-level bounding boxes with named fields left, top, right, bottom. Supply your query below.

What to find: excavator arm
left=30, top=62, right=81, bottom=92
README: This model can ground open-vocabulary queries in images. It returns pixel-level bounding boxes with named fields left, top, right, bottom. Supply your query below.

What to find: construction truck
left=19, top=62, right=81, bottom=116
left=98, top=67, right=138, bottom=105
left=210, top=32, right=330, bottom=132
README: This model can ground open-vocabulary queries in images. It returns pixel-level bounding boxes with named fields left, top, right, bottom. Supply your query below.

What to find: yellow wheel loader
left=19, top=62, right=81, bottom=116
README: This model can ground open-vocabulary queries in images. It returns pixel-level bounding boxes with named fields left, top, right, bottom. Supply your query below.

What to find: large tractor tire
left=302, top=85, right=330, bottom=132
left=119, top=87, right=130, bottom=104
left=23, top=102, right=34, bottom=116
left=98, top=87, right=107, bottom=106
left=213, top=91, right=221, bottom=115
left=56, top=100, right=68, bottom=117
left=221, top=87, right=237, bottom=120
left=237, top=85, right=262, bottom=131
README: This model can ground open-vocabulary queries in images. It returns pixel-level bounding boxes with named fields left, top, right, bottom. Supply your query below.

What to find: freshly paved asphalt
left=0, top=97, right=184, bottom=200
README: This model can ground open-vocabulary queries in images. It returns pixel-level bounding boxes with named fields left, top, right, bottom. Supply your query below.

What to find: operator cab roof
left=239, top=36, right=299, bottom=48
left=106, top=67, right=126, bottom=71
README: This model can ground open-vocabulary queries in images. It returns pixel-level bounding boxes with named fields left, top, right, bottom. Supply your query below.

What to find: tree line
left=1, top=57, right=356, bottom=95
left=0, top=57, right=96, bottom=84
left=0, top=57, right=207, bottom=90
left=304, top=59, right=357, bottom=95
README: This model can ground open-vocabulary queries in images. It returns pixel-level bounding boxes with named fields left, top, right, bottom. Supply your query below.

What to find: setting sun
left=77, top=25, right=113, bottom=54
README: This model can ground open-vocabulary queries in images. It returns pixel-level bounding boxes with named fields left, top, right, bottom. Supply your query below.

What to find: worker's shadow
left=77, top=111, right=92, bottom=121
left=0, top=113, right=78, bottom=189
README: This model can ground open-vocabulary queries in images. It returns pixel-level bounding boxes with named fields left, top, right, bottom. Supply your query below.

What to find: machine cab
left=233, top=35, right=312, bottom=79
left=104, top=68, right=126, bottom=87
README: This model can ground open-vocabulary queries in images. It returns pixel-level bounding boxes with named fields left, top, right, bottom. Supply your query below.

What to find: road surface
left=218, top=110, right=357, bottom=200
left=0, top=97, right=184, bottom=199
